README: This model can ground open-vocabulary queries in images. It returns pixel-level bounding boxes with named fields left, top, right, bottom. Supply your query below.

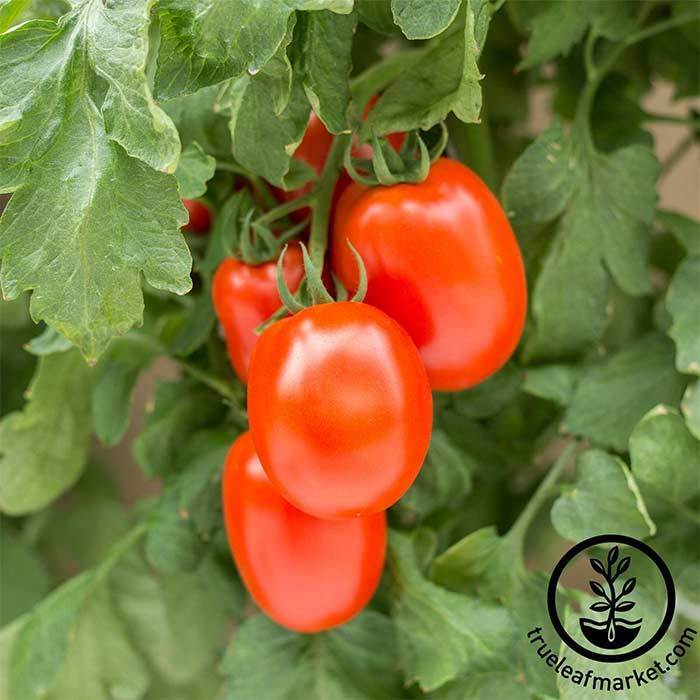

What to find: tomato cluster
left=212, top=109, right=526, bottom=632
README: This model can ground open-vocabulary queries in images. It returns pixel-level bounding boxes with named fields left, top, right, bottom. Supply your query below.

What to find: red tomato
left=222, top=432, right=386, bottom=633
left=182, top=198, right=211, bottom=234
left=332, top=158, right=527, bottom=391
left=212, top=245, right=304, bottom=383
left=247, top=301, right=432, bottom=519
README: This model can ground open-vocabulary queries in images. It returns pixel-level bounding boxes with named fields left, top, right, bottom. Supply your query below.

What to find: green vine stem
left=507, top=442, right=577, bottom=555
left=308, top=133, right=351, bottom=268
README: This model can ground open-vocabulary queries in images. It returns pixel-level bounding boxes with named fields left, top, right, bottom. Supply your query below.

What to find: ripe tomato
left=212, top=245, right=304, bottom=383
left=247, top=301, right=432, bottom=519
left=182, top=198, right=211, bottom=234
left=332, top=158, right=527, bottom=391
left=222, top=431, right=386, bottom=633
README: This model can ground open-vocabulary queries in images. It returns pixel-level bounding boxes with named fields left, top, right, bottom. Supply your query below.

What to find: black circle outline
left=547, top=534, right=676, bottom=663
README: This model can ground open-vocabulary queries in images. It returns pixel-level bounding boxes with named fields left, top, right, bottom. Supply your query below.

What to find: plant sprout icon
left=579, top=546, right=643, bottom=650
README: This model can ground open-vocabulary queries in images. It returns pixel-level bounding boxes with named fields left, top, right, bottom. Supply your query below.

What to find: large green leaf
left=366, top=1, right=489, bottom=134
left=629, top=406, right=700, bottom=506
left=503, top=121, right=659, bottom=360
left=221, top=612, right=404, bottom=699
left=551, top=449, right=656, bottom=542
left=389, top=531, right=517, bottom=692
left=0, top=350, right=92, bottom=515
left=154, top=0, right=353, bottom=99
left=563, top=334, right=687, bottom=451
left=392, top=0, right=461, bottom=40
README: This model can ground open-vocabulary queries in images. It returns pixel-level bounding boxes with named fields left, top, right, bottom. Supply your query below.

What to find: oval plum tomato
left=212, top=245, right=304, bottom=383
left=222, top=431, right=386, bottom=633
left=332, top=158, right=527, bottom=391
left=182, top=198, right=211, bottom=234
left=247, top=301, right=432, bottom=519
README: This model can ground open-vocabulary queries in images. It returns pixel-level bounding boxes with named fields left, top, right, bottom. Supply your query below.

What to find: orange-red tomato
left=222, top=432, right=386, bottom=633
left=212, top=245, right=304, bottom=383
left=182, top=198, right=211, bottom=234
left=332, top=158, right=527, bottom=391
left=247, top=301, right=432, bottom=519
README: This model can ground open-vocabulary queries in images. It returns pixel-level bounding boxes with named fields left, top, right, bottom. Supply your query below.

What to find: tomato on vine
left=332, top=158, right=527, bottom=391
left=222, top=431, right=386, bottom=633
left=247, top=300, right=432, bottom=519
left=181, top=198, right=212, bottom=234
left=212, top=245, right=304, bottom=383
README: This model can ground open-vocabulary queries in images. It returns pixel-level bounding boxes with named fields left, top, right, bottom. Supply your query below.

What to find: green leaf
left=154, top=0, right=352, bottom=100
left=0, top=0, right=27, bottom=32
left=132, top=378, right=226, bottom=477
left=657, top=210, right=700, bottom=256
left=217, top=31, right=313, bottom=187
left=503, top=121, right=660, bottom=360
left=0, top=530, right=50, bottom=625
left=389, top=530, right=517, bottom=692
left=502, top=118, right=577, bottom=225
left=366, top=1, right=488, bottom=135
left=551, top=449, right=656, bottom=542
left=10, top=572, right=148, bottom=700
left=392, top=0, right=461, bottom=40
left=564, top=334, right=687, bottom=451
left=24, top=326, right=72, bottom=356
left=300, top=10, right=355, bottom=134
left=667, top=255, right=700, bottom=375
left=0, top=350, right=92, bottom=515
left=145, top=429, right=233, bottom=574
left=518, top=0, right=636, bottom=70
left=220, top=611, right=404, bottom=700
left=162, top=85, right=233, bottom=161
left=92, top=334, right=160, bottom=446
left=431, top=526, right=522, bottom=601
left=0, top=11, right=192, bottom=358
left=522, top=365, right=578, bottom=406
left=170, top=291, right=217, bottom=357
left=446, top=364, right=522, bottom=419
left=629, top=406, right=700, bottom=505
left=395, top=429, right=473, bottom=524
left=111, top=552, right=248, bottom=687
left=682, top=380, right=700, bottom=440
left=174, top=142, right=216, bottom=199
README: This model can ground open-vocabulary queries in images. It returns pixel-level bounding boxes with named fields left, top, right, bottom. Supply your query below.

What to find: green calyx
left=345, top=122, right=448, bottom=187
left=276, top=241, right=367, bottom=315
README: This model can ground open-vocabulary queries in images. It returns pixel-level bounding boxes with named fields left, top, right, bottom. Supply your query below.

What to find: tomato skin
left=332, top=158, right=527, bottom=391
left=222, top=432, right=386, bottom=633
left=182, top=198, right=212, bottom=234
left=247, top=301, right=432, bottom=519
left=212, top=246, right=304, bottom=383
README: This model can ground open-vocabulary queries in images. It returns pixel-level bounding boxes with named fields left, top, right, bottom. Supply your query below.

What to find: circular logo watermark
left=547, top=534, right=676, bottom=663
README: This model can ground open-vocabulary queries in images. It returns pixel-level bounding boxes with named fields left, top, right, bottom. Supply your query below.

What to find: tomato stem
left=308, top=133, right=351, bottom=269
left=507, top=442, right=577, bottom=554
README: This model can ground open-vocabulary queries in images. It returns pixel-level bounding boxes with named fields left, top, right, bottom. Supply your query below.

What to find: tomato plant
left=1, top=1, right=698, bottom=699
left=222, top=431, right=386, bottom=632
left=247, top=301, right=433, bottom=519
left=332, top=157, right=527, bottom=390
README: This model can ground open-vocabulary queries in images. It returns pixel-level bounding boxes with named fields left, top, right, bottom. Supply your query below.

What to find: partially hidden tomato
left=332, top=158, right=527, bottom=391
left=274, top=97, right=405, bottom=219
left=182, top=198, right=212, bottom=234
left=247, top=301, right=432, bottom=519
left=222, top=431, right=386, bottom=633
left=212, top=245, right=304, bottom=383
